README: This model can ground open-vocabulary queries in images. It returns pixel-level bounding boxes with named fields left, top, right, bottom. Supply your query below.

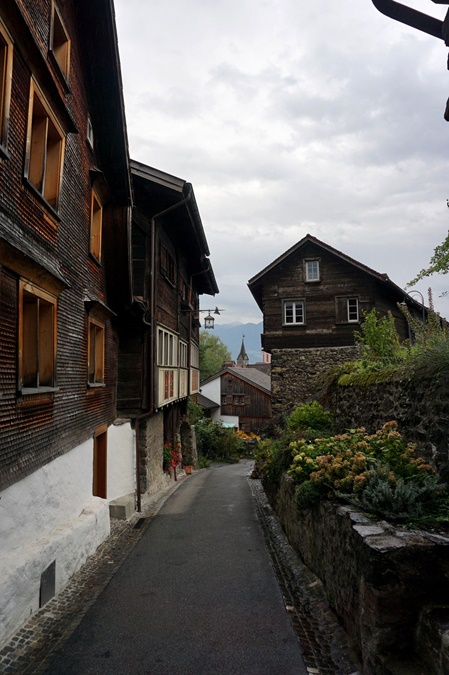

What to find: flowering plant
left=286, top=422, right=448, bottom=523
left=163, top=442, right=182, bottom=471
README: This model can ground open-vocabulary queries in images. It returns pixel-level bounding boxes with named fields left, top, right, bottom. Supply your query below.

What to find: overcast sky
left=114, top=0, right=449, bottom=325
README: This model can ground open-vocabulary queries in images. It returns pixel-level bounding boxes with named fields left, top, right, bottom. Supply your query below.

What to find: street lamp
left=180, top=306, right=225, bottom=329
left=407, top=289, right=425, bottom=323
left=201, top=307, right=225, bottom=330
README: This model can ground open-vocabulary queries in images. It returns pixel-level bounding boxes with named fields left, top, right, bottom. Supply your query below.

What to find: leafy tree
left=199, top=331, right=231, bottom=381
left=409, top=212, right=449, bottom=293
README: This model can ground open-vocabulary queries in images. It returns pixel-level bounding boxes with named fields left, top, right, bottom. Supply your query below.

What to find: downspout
left=133, top=189, right=193, bottom=512
left=370, top=0, right=444, bottom=40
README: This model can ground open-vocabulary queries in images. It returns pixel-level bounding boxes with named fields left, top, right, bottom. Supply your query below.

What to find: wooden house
left=117, top=160, right=218, bottom=502
left=248, top=234, right=423, bottom=415
left=0, top=0, right=133, bottom=647
left=200, top=365, right=272, bottom=434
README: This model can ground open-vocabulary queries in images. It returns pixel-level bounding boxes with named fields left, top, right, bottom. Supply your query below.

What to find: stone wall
left=330, top=373, right=449, bottom=480
left=265, top=474, right=449, bottom=674
left=140, top=413, right=171, bottom=496
left=271, top=346, right=359, bottom=420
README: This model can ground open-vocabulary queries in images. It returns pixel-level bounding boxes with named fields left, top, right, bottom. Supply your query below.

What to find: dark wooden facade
left=248, top=234, right=422, bottom=353
left=117, top=161, right=218, bottom=443
left=220, top=370, right=271, bottom=433
left=0, top=0, right=131, bottom=491
left=201, top=366, right=272, bottom=434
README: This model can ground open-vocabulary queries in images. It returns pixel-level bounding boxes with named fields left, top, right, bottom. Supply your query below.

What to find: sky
left=114, top=0, right=449, bottom=325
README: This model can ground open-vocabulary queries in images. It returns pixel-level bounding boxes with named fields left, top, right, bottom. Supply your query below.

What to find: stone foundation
left=271, top=345, right=359, bottom=419
left=265, top=474, right=449, bottom=674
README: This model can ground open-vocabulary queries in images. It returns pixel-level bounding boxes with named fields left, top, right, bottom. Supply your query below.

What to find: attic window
left=305, top=260, right=320, bottom=282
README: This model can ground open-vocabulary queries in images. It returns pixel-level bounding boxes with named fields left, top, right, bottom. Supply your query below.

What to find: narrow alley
left=1, top=464, right=360, bottom=675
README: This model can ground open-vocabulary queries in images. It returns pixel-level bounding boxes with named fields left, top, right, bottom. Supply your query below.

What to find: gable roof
left=247, top=233, right=420, bottom=312
left=130, top=160, right=219, bottom=297
left=201, top=366, right=271, bottom=394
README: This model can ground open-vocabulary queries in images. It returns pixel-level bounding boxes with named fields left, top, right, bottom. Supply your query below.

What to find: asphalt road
left=45, top=462, right=308, bottom=674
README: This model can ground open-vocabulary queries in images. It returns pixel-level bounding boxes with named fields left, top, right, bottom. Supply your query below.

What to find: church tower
left=236, top=335, right=249, bottom=368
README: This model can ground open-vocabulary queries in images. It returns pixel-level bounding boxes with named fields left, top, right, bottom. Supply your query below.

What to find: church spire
left=236, top=335, right=249, bottom=368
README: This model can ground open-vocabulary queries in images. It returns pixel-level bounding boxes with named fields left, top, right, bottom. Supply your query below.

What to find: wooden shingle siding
left=0, top=0, right=131, bottom=491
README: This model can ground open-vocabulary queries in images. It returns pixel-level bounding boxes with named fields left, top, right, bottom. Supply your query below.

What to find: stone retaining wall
left=271, top=346, right=359, bottom=420
left=265, top=474, right=449, bottom=674
left=330, top=373, right=449, bottom=480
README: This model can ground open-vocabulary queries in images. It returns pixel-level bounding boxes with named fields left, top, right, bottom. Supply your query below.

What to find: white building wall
left=0, top=438, right=111, bottom=648
left=200, top=378, right=221, bottom=404
left=107, top=421, right=136, bottom=501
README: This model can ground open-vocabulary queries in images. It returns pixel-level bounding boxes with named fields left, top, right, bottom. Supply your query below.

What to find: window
left=90, top=189, right=103, bottom=261
left=190, top=342, right=199, bottom=369
left=50, top=3, right=70, bottom=79
left=305, top=260, right=320, bottom=282
left=0, top=21, right=12, bottom=151
left=157, top=327, right=178, bottom=366
left=19, top=281, right=57, bottom=390
left=347, top=298, right=359, bottom=323
left=25, top=81, right=65, bottom=209
left=283, top=300, right=305, bottom=325
left=88, top=318, right=105, bottom=384
left=160, top=245, right=175, bottom=284
left=180, top=341, right=188, bottom=368
left=233, top=395, right=245, bottom=405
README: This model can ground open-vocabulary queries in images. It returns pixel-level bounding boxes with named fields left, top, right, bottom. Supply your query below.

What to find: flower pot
left=183, top=465, right=193, bottom=475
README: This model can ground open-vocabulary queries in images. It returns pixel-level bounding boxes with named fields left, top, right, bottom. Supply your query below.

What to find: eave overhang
left=130, top=159, right=219, bottom=296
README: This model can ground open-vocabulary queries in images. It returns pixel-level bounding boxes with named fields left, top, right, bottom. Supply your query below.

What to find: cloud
left=115, top=0, right=449, bottom=324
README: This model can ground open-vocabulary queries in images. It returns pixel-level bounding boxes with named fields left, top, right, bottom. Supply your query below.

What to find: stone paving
left=0, top=468, right=362, bottom=675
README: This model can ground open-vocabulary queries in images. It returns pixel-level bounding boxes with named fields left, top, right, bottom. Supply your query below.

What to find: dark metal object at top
left=371, top=0, right=447, bottom=41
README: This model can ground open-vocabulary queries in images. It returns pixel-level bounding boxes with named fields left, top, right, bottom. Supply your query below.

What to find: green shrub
left=194, top=418, right=240, bottom=462
left=187, top=397, right=205, bottom=425
left=287, top=401, right=332, bottom=436
left=353, top=465, right=446, bottom=523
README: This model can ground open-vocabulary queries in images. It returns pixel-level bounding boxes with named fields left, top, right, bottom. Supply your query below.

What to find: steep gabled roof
left=130, top=160, right=219, bottom=296
left=201, top=366, right=271, bottom=394
left=248, top=233, right=418, bottom=312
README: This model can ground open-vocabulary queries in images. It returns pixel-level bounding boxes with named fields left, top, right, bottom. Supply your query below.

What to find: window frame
left=18, top=280, right=57, bottom=392
left=160, top=245, right=176, bottom=285
left=157, top=327, right=179, bottom=367
left=283, top=299, right=305, bottom=326
left=24, top=80, right=65, bottom=211
left=49, top=1, right=71, bottom=81
left=305, top=259, right=320, bottom=283
left=0, top=20, right=13, bottom=156
left=87, top=317, right=105, bottom=386
left=90, top=188, right=103, bottom=262
left=347, top=297, right=359, bottom=323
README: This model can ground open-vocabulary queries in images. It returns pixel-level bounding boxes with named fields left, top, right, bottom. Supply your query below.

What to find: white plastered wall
left=107, top=421, right=136, bottom=501
left=0, top=438, right=110, bottom=648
